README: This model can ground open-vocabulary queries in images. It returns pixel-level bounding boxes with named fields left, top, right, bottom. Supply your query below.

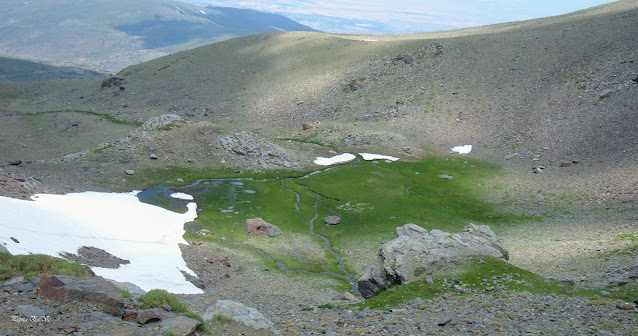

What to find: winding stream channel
left=148, top=165, right=362, bottom=291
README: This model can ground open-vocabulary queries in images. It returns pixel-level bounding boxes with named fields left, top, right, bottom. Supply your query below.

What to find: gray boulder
left=358, top=223, right=509, bottom=298
left=324, top=216, right=341, bottom=225
left=37, top=275, right=125, bottom=316
left=245, top=218, right=281, bottom=237
left=203, top=300, right=279, bottom=335
left=160, top=316, right=201, bottom=336
left=0, top=243, right=10, bottom=254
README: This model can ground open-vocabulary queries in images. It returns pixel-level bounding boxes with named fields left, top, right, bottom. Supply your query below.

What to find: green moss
left=0, top=253, right=89, bottom=281
left=136, top=157, right=538, bottom=290
left=351, top=256, right=593, bottom=311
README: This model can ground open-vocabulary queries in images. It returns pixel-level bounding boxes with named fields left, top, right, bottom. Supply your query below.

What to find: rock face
left=245, top=218, right=281, bottom=237
left=203, top=300, right=280, bottom=335
left=324, top=216, right=341, bottom=225
left=358, top=223, right=509, bottom=298
left=37, top=275, right=125, bottom=315
left=218, top=132, right=299, bottom=170
left=0, top=243, right=9, bottom=254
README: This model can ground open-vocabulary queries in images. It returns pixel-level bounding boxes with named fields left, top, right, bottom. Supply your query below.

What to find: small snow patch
left=359, top=153, right=399, bottom=161
left=451, top=145, right=472, bottom=154
left=170, top=192, right=194, bottom=201
left=313, top=153, right=356, bottom=166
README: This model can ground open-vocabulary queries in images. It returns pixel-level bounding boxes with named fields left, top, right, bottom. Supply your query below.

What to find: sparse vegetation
left=139, top=289, right=190, bottom=313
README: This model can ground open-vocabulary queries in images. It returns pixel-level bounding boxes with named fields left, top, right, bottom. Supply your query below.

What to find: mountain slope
left=0, top=0, right=316, bottom=72
left=0, top=56, right=106, bottom=81
left=0, top=0, right=636, bottom=204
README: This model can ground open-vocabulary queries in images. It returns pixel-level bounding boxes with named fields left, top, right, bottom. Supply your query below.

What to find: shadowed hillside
left=0, top=56, right=107, bottom=81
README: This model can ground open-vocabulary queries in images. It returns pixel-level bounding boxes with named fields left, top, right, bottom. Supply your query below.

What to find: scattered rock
left=437, top=314, right=456, bottom=326
left=160, top=316, right=201, bottom=336
left=324, top=216, right=341, bottom=225
left=37, top=275, right=125, bottom=316
left=344, top=78, right=366, bottom=92
left=559, top=161, right=573, bottom=167
left=121, top=309, right=137, bottom=321
left=203, top=300, right=280, bottom=335
left=10, top=237, right=20, bottom=243
left=125, top=169, right=135, bottom=175
left=438, top=174, right=454, bottom=180
left=332, top=291, right=356, bottom=301
left=358, top=223, right=509, bottom=298
left=150, top=154, right=158, bottom=160
left=533, top=166, right=546, bottom=173
left=616, top=302, right=635, bottom=311
left=9, top=160, right=22, bottom=166
left=245, top=218, right=281, bottom=237
left=101, top=77, right=125, bottom=88
left=196, top=229, right=211, bottom=236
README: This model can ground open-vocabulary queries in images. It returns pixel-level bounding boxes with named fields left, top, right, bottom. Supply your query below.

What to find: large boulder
left=37, top=275, right=125, bottom=316
left=245, top=218, right=281, bottom=237
left=358, top=223, right=509, bottom=298
left=160, top=316, right=201, bottom=336
left=0, top=243, right=9, bottom=254
left=203, top=300, right=279, bottom=335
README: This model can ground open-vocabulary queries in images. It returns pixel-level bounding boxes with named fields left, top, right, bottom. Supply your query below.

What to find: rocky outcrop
left=60, top=246, right=130, bottom=269
left=135, top=114, right=186, bottom=133
left=37, top=275, right=125, bottom=316
left=245, top=218, right=281, bottom=237
left=358, top=223, right=509, bottom=298
left=217, top=131, right=299, bottom=170
left=202, top=300, right=280, bottom=335
left=0, top=243, right=9, bottom=254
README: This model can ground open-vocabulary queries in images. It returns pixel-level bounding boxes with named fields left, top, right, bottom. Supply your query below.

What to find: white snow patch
left=313, top=153, right=356, bottom=166
left=0, top=192, right=202, bottom=294
left=170, top=192, right=194, bottom=201
left=359, top=153, right=399, bottom=161
left=199, top=10, right=206, bottom=14
left=451, top=145, right=472, bottom=154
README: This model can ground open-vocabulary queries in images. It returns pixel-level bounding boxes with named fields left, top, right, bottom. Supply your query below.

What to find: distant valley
left=0, top=0, right=316, bottom=73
